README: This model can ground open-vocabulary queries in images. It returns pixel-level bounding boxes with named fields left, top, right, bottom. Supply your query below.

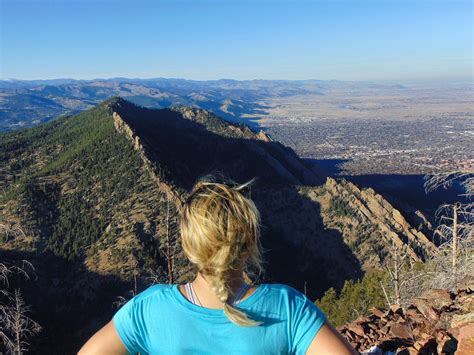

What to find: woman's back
left=113, top=282, right=326, bottom=355
left=80, top=177, right=355, bottom=354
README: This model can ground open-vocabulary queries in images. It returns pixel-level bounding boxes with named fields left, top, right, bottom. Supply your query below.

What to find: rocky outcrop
left=111, top=110, right=186, bottom=209
left=339, top=280, right=474, bottom=354
left=306, top=177, right=437, bottom=266
left=256, top=130, right=272, bottom=142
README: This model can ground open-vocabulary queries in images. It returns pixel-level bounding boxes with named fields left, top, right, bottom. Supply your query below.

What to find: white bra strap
left=185, top=282, right=251, bottom=306
left=185, top=282, right=198, bottom=305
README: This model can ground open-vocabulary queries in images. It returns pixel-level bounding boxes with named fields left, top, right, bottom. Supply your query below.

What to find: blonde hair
left=179, top=175, right=264, bottom=327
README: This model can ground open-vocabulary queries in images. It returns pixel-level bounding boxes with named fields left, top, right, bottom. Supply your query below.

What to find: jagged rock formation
left=303, top=178, right=437, bottom=268
left=339, top=279, right=473, bottom=354
left=111, top=110, right=185, bottom=207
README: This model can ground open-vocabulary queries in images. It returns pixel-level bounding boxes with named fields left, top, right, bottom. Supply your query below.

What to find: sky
left=0, top=0, right=472, bottom=81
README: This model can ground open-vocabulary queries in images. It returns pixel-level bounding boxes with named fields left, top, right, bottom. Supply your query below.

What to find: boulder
left=371, top=307, right=386, bottom=318
left=456, top=294, right=474, bottom=313
left=420, top=289, right=453, bottom=310
left=390, top=322, right=413, bottom=340
left=451, top=313, right=474, bottom=329
left=347, top=322, right=367, bottom=337
left=456, top=323, right=474, bottom=355
left=412, top=298, right=439, bottom=321
left=404, top=308, right=426, bottom=324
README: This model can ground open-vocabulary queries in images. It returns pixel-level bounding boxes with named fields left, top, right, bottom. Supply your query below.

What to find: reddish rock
left=451, top=313, right=474, bottom=329
left=421, top=289, right=453, bottom=310
left=419, top=332, right=434, bottom=341
left=340, top=284, right=472, bottom=355
left=345, top=330, right=356, bottom=341
left=456, top=323, right=474, bottom=355
left=386, top=320, right=396, bottom=328
left=404, top=308, right=426, bottom=324
left=412, top=327, right=422, bottom=337
left=390, top=322, right=413, bottom=340
left=413, top=340, right=423, bottom=351
left=392, top=313, right=404, bottom=322
left=367, top=323, right=378, bottom=331
left=437, top=309, right=454, bottom=328
left=414, top=333, right=436, bottom=351
left=390, top=304, right=404, bottom=315
left=380, top=325, right=389, bottom=335
left=456, top=294, right=474, bottom=313
left=346, top=322, right=366, bottom=337
left=371, top=307, right=386, bottom=318
left=412, top=298, right=439, bottom=321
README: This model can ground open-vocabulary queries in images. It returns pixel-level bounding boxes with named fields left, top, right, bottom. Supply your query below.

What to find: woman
left=79, top=176, right=356, bottom=354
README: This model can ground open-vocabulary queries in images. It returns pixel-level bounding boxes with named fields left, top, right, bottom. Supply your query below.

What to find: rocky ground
left=338, top=279, right=473, bottom=354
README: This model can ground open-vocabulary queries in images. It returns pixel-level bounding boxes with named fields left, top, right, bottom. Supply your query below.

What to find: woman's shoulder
left=264, top=282, right=305, bottom=294
left=263, top=283, right=326, bottom=324
left=261, top=283, right=309, bottom=302
left=130, top=283, right=175, bottom=304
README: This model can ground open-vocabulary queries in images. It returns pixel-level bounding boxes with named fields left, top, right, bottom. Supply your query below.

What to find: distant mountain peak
left=102, top=95, right=135, bottom=110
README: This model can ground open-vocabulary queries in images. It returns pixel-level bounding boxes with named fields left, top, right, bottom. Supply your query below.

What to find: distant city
left=253, top=82, right=473, bottom=175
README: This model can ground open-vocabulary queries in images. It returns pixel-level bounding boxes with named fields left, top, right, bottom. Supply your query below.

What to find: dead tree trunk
left=386, top=239, right=408, bottom=306
left=165, top=198, right=174, bottom=284
left=452, top=203, right=459, bottom=270
left=392, top=243, right=401, bottom=305
left=14, top=290, right=22, bottom=354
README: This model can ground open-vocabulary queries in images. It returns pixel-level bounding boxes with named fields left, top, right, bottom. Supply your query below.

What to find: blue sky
left=1, top=0, right=472, bottom=81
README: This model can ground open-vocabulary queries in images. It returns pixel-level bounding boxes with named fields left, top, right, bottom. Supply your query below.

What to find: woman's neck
left=182, top=271, right=254, bottom=309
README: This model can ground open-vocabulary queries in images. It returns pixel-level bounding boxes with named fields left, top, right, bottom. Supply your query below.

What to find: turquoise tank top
left=113, top=283, right=326, bottom=354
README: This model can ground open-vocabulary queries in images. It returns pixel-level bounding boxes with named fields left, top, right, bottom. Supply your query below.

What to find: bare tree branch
left=0, top=260, right=41, bottom=353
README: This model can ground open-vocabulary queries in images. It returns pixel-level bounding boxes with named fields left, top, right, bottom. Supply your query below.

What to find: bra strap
left=185, top=282, right=200, bottom=305
left=185, top=282, right=251, bottom=306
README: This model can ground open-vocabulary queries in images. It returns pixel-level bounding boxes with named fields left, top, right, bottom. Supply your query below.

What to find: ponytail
left=180, top=175, right=264, bottom=327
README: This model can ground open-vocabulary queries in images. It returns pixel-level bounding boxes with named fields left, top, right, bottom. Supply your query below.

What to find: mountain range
left=0, top=78, right=407, bottom=132
left=1, top=97, right=436, bottom=353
